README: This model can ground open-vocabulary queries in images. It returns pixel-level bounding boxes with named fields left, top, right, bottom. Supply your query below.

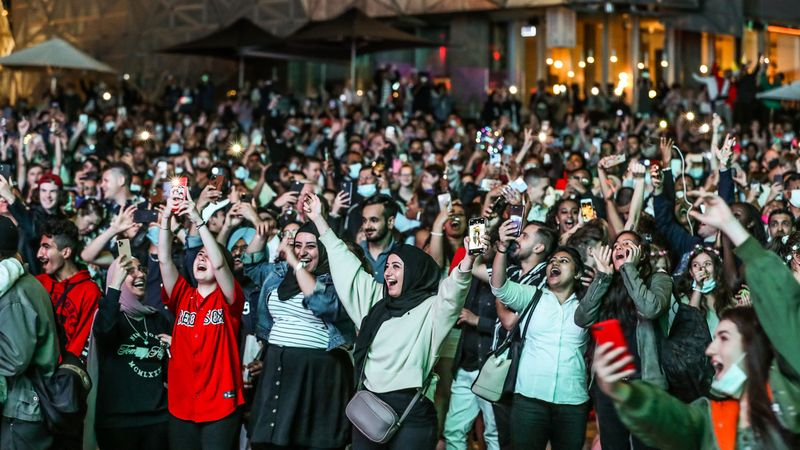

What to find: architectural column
left=448, top=16, right=490, bottom=117
left=507, top=20, right=526, bottom=93
left=630, top=15, right=640, bottom=112
left=602, top=14, right=610, bottom=92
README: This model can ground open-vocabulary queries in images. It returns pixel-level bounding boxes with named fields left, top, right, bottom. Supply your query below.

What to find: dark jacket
left=8, top=201, right=66, bottom=275
left=451, top=278, right=500, bottom=376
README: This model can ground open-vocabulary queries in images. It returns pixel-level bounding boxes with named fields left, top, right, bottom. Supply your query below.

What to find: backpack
left=658, top=298, right=714, bottom=403
left=30, top=279, right=92, bottom=436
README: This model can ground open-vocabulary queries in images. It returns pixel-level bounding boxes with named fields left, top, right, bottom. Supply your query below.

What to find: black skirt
left=249, top=344, right=354, bottom=447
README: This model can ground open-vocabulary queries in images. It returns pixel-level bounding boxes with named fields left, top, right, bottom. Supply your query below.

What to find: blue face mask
left=394, top=212, right=421, bottom=232
left=692, top=278, right=717, bottom=294
left=670, top=159, right=682, bottom=174
left=710, top=353, right=747, bottom=399
left=146, top=226, right=160, bottom=245
left=357, top=183, right=376, bottom=198
left=348, top=163, right=362, bottom=180
left=688, top=167, right=704, bottom=179
left=288, top=162, right=299, bottom=172
left=104, top=121, right=115, bottom=132
left=234, top=166, right=249, bottom=180
left=123, top=128, right=134, bottom=138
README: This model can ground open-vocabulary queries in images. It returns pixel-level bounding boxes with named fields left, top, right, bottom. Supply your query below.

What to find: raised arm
left=575, top=245, right=614, bottom=328
left=158, top=198, right=180, bottom=298
left=81, top=205, right=137, bottom=264
left=618, top=243, right=671, bottom=319
left=305, top=194, right=383, bottom=324
left=623, top=162, right=647, bottom=231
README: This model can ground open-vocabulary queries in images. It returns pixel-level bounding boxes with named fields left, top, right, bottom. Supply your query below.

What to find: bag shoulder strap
left=496, top=288, right=544, bottom=351
left=397, top=368, right=435, bottom=426
left=518, top=289, right=544, bottom=341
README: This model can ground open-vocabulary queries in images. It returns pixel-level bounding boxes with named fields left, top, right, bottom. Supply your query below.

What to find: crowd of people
left=0, top=61, right=798, bottom=450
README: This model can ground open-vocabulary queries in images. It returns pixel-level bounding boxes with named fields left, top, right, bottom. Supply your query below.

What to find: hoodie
left=36, top=269, right=101, bottom=359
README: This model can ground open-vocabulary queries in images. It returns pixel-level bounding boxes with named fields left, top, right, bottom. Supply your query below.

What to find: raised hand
left=591, top=245, right=614, bottom=275
left=331, top=191, right=351, bottom=216
left=109, top=255, right=134, bottom=290
left=303, top=193, right=323, bottom=222
left=660, top=137, right=674, bottom=168
left=715, top=134, right=735, bottom=169
left=112, top=205, right=138, bottom=234
left=593, top=342, right=636, bottom=401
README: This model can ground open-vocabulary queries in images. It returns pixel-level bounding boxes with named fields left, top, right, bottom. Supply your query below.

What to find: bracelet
left=496, top=248, right=507, bottom=254
left=431, top=231, right=443, bottom=237
left=159, top=226, right=169, bottom=231
left=295, top=261, right=306, bottom=272
left=194, top=220, right=206, bottom=229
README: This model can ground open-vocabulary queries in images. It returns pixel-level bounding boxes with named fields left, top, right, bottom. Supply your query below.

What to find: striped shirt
left=267, top=290, right=329, bottom=349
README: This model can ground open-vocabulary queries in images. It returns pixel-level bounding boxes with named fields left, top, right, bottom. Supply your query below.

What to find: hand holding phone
left=467, top=218, right=488, bottom=255
left=117, top=238, right=133, bottom=259
left=591, top=319, right=636, bottom=373
left=508, top=204, right=524, bottom=237
left=170, top=177, right=188, bottom=213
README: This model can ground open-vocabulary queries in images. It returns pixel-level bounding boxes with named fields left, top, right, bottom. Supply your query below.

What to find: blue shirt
left=359, top=239, right=398, bottom=283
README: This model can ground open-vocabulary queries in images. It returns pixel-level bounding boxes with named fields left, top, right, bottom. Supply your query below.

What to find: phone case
left=591, top=319, right=636, bottom=372
left=467, top=220, right=486, bottom=254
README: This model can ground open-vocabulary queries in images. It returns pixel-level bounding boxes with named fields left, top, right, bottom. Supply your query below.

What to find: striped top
left=267, top=290, right=329, bottom=349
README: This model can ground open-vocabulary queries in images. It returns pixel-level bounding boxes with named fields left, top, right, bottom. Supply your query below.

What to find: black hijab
left=353, top=244, right=441, bottom=380
left=277, top=222, right=330, bottom=300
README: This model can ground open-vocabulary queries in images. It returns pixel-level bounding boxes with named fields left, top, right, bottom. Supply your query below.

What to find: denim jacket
left=243, top=253, right=355, bottom=351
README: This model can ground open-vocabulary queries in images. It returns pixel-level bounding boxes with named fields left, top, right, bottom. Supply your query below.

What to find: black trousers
left=492, top=397, right=512, bottom=450
left=593, top=384, right=656, bottom=450
left=96, top=422, right=169, bottom=450
left=168, top=410, right=242, bottom=450
left=510, top=394, right=589, bottom=450
left=0, top=418, right=52, bottom=450
left=351, top=390, right=437, bottom=450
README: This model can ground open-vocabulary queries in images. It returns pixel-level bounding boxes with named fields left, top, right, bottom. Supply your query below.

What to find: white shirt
left=492, top=281, right=589, bottom=405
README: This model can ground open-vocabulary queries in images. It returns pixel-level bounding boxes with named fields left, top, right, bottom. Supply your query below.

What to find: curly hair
left=41, top=218, right=81, bottom=259
left=676, top=245, right=735, bottom=318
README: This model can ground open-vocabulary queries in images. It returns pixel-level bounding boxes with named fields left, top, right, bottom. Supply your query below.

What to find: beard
left=365, top=226, right=388, bottom=243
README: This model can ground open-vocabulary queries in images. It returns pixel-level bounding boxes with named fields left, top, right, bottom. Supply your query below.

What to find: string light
left=659, top=120, right=668, bottom=129
left=699, top=64, right=708, bottom=74
left=587, top=56, right=595, bottom=64
left=648, top=89, right=657, bottom=99
left=567, top=70, right=575, bottom=78
left=685, top=111, right=696, bottom=122
left=591, top=86, right=600, bottom=96
left=578, top=61, right=586, bottom=68
left=475, top=127, right=504, bottom=154
left=554, top=60, right=564, bottom=69
left=546, top=57, right=554, bottom=65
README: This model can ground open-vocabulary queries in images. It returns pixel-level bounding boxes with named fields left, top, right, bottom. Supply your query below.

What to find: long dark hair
left=548, top=245, right=586, bottom=298
left=600, top=231, right=653, bottom=331
left=719, top=307, right=793, bottom=447
left=676, top=246, right=734, bottom=318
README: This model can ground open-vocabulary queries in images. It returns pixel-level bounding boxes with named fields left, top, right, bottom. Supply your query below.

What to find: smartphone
left=78, top=114, right=88, bottom=128
left=385, top=126, right=396, bottom=141
left=454, top=142, right=462, bottom=151
left=591, top=319, right=636, bottom=372
left=117, top=106, right=127, bottom=119
left=117, top=238, right=133, bottom=259
left=241, top=193, right=253, bottom=204
left=750, top=182, right=761, bottom=193
left=157, top=161, right=168, bottom=180
left=437, top=192, right=452, bottom=212
left=591, top=137, right=602, bottom=149
left=606, top=154, right=627, bottom=167
left=251, top=129, right=263, bottom=146
left=289, top=180, right=304, bottom=194
left=340, top=179, right=353, bottom=199
left=170, top=177, right=188, bottom=212
left=489, top=152, right=502, bottom=166
left=209, top=174, right=226, bottom=191
left=773, top=173, right=784, bottom=184
left=509, top=204, right=524, bottom=237
left=371, top=159, right=386, bottom=177
left=580, top=198, right=596, bottom=223
left=479, top=178, right=501, bottom=192
left=133, top=209, right=159, bottom=224
left=0, top=163, right=11, bottom=181
left=467, top=217, right=487, bottom=256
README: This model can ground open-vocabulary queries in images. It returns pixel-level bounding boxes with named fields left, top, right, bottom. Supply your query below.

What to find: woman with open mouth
left=575, top=230, right=672, bottom=450
left=490, top=219, right=590, bottom=450
left=84, top=254, right=172, bottom=450
left=157, top=190, right=247, bottom=450
left=244, top=221, right=354, bottom=450
left=590, top=194, right=800, bottom=450
left=304, top=193, right=484, bottom=450
left=677, top=245, right=735, bottom=337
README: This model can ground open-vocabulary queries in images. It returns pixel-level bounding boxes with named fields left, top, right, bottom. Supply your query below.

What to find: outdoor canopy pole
left=350, top=40, right=356, bottom=88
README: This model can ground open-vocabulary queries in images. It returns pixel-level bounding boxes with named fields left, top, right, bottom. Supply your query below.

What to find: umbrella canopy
left=290, top=7, right=438, bottom=53
left=0, top=37, right=115, bottom=73
left=289, top=7, right=439, bottom=82
left=756, top=81, right=800, bottom=101
left=160, top=17, right=282, bottom=58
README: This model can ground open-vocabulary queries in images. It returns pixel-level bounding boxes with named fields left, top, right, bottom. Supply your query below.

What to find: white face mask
left=710, top=353, right=747, bottom=399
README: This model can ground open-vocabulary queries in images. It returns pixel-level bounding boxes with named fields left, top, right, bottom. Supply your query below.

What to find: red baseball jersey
left=163, top=276, right=245, bottom=422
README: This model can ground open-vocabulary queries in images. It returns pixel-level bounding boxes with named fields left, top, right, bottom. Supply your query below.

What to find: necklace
left=124, top=314, right=150, bottom=345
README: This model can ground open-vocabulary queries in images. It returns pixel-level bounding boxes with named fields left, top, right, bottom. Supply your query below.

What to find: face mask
left=357, top=183, right=376, bottom=198
left=175, top=166, right=184, bottom=175
left=394, top=212, right=421, bottom=232
left=87, top=122, right=98, bottom=136
left=740, top=139, right=749, bottom=147
left=146, top=226, right=160, bottom=245
left=692, top=277, right=717, bottom=294
left=622, top=178, right=635, bottom=188
left=182, top=117, right=192, bottom=127
left=234, top=166, right=249, bottom=180
left=671, top=159, right=682, bottom=174
left=288, top=162, right=299, bottom=172
left=123, top=128, right=134, bottom=138
left=104, top=121, right=115, bottom=132
left=542, top=187, right=556, bottom=208
left=710, top=353, right=748, bottom=399
left=688, top=167, right=704, bottom=179
left=348, top=163, right=362, bottom=180
left=739, top=153, right=749, bottom=163
left=129, top=183, right=142, bottom=193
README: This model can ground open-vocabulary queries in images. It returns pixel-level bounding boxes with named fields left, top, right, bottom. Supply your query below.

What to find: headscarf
left=105, top=258, right=157, bottom=319
left=352, top=244, right=441, bottom=380
left=276, top=222, right=330, bottom=300
left=227, top=227, right=256, bottom=251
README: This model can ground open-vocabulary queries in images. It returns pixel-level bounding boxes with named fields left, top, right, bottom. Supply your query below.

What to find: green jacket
left=575, top=263, right=672, bottom=388
left=0, top=268, right=60, bottom=421
left=611, top=237, right=800, bottom=449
